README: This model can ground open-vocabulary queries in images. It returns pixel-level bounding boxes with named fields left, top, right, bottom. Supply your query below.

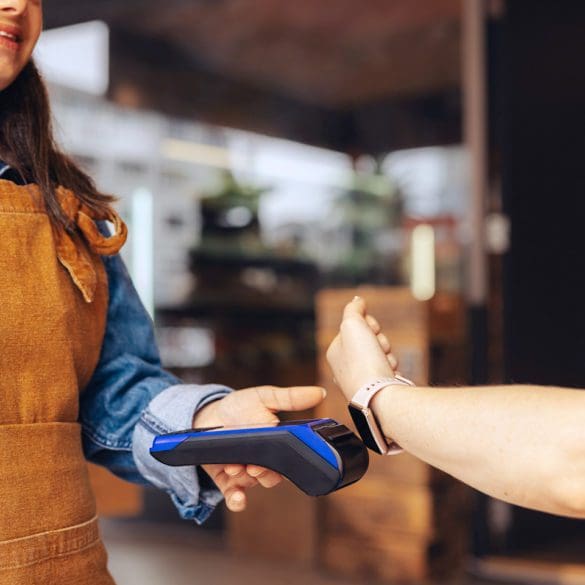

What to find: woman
left=327, top=296, right=585, bottom=518
left=0, top=1, right=325, bottom=583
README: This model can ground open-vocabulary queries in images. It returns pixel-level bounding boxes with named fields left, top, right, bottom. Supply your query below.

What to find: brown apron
left=0, top=179, right=127, bottom=584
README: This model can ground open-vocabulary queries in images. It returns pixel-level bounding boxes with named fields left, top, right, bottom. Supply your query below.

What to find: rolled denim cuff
left=132, top=383, right=233, bottom=524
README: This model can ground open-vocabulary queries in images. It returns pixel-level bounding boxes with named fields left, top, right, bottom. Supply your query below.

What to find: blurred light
left=223, top=206, right=254, bottom=228
left=248, top=137, right=352, bottom=188
left=162, top=136, right=355, bottom=189
left=485, top=212, right=510, bottom=254
left=34, top=21, right=109, bottom=95
left=157, top=327, right=215, bottom=368
left=161, top=139, right=231, bottom=168
left=131, top=188, right=154, bottom=316
left=241, top=268, right=278, bottom=293
left=411, top=224, right=436, bottom=301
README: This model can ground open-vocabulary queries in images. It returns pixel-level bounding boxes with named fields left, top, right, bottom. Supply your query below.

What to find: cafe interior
left=38, top=0, right=585, bottom=583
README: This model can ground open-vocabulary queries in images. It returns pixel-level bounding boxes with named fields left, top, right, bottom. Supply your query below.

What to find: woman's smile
left=0, top=23, right=22, bottom=53
left=0, top=0, right=42, bottom=90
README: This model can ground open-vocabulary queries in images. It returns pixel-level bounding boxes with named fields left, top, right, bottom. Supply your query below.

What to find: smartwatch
left=348, top=375, right=415, bottom=455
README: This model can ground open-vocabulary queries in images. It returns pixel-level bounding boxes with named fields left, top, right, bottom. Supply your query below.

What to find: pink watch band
left=350, top=374, right=415, bottom=455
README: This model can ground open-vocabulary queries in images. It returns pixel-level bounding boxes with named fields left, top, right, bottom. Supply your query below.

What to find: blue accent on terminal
left=150, top=418, right=339, bottom=469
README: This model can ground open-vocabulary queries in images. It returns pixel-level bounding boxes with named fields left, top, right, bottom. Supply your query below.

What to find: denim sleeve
left=80, top=245, right=232, bottom=523
left=133, top=383, right=231, bottom=522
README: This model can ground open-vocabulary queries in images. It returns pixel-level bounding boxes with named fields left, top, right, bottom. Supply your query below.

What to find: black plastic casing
left=151, top=420, right=368, bottom=496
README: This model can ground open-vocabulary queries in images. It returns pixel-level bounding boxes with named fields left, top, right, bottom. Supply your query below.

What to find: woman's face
left=0, top=0, right=42, bottom=91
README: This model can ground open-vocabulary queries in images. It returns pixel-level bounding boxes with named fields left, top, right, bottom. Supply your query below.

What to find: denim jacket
left=1, top=162, right=230, bottom=523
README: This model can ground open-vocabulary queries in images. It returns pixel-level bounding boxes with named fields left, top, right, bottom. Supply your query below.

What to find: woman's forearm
left=373, top=384, right=585, bottom=517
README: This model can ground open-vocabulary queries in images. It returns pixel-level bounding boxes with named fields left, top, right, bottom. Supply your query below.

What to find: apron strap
left=54, top=188, right=128, bottom=303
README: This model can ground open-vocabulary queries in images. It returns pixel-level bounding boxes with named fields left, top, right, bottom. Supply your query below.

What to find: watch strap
left=350, top=375, right=413, bottom=410
left=349, top=375, right=414, bottom=455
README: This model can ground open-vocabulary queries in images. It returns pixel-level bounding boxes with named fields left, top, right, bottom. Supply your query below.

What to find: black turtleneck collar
left=0, top=160, right=26, bottom=185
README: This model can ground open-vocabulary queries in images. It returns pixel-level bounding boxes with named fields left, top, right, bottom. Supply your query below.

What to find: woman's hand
left=193, top=385, right=326, bottom=512
left=326, top=297, right=397, bottom=401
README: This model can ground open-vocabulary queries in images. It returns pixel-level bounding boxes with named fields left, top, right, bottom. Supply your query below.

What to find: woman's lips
left=0, top=27, right=22, bottom=53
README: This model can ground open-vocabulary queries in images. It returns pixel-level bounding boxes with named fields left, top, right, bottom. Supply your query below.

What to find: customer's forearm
left=372, top=384, right=585, bottom=517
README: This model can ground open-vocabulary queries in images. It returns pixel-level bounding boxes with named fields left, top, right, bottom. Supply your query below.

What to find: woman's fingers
left=253, top=385, right=326, bottom=414
left=205, top=467, right=232, bottom=496
left=377, top=333, right=391, bottom=353
left=204, top=464, right=225, bottom=485
left=203, top=463, right=261, bottom=514
left=225, top=464, right=246, bottom=478
left=363, top=311, right=398, bottom=369
left=216, top=464, right=280, bottom=513
left=388, top=353, right=399, bottom=371
left=247, top=465, right=283, bottom=488
left=328, top=296, right=400, bottom=399
left=376, top=332, right=399, bottom=372
left=366, top=314, right=381, bottom=334
left=361, top=307, right=391, bottom=357
left=259, top=473, right=283, bottom=489
left=224, top=487, right=247, bottom=512
left=246, top=464, right=267, bottom=477
left=343, top=296, right=367, bottom=319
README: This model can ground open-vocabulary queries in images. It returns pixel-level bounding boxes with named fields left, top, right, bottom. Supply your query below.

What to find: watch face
left=348, top=404, right=383, bottom=454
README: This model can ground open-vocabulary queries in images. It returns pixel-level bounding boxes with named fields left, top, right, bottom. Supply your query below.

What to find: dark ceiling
left=43, top=0, right=462, bottom=153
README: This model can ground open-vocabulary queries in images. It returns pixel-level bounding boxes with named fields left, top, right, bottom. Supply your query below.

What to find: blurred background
left=39, top=0, right=585, bottom=583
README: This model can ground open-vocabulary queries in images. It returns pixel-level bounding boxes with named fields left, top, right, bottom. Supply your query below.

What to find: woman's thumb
left=255, top=386, right=327, bottom=413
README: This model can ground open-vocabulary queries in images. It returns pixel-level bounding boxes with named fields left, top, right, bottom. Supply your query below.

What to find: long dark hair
left=0, top=60, right=114, bottom=230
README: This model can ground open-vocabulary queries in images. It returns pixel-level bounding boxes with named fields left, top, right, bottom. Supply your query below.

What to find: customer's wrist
left=370, top=383, right=411, bottom=441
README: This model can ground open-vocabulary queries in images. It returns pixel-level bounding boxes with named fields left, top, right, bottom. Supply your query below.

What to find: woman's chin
left=0, top=64, right=21, bottom=92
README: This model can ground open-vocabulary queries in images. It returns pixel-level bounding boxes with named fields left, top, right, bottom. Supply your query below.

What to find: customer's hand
left=193, top=385, right=326, bottom=512
left=327, top=296, right=397, bottom=401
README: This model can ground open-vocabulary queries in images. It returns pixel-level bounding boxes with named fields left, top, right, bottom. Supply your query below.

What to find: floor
left=101, top=520, right=507, bottom=585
